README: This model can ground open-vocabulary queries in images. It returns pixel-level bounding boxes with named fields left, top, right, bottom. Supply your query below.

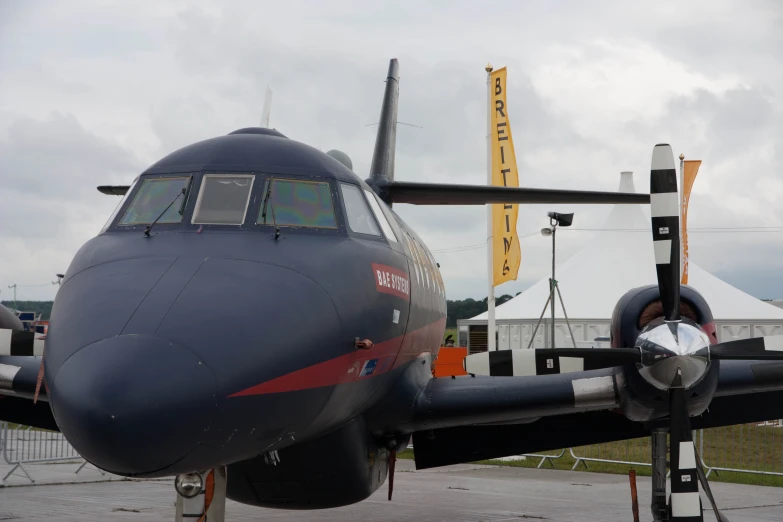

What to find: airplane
left=1, top=58, right=782, bottom=522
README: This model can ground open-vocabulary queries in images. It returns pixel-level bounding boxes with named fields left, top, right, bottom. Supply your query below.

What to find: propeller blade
left=464, top=348, right=640, bottom=377
left=0, top=327, right=45, bottom=356
left=668, top=371, right=705, bottom=521
left=650, top=143, right=681, bottom=322
left=710, top=335, right=783, bottom=360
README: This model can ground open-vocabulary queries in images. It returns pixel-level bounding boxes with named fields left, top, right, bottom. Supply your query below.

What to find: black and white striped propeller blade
left=668, top=372, right=705, bottom=521
left=463, top=335, right=783, bottom=378
left=464, top=348, right=640, bottom=376
left=668, top=370, right=728, bottom=522
left=651, top=143, right=681, bottom=322
left=0, top=327, right=45, bottom=356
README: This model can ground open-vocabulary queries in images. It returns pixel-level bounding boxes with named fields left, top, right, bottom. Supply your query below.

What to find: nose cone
left=637, top=319, right=711, bottom=390
left=50, top=335, right=218, bottom=476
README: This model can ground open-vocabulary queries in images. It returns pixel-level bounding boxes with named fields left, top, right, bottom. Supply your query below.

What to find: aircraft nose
left=50, top=334, right=218, bottom=476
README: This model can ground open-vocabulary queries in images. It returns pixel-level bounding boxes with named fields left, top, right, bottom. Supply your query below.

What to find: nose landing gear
left=175, top=467, right=227, bottom=522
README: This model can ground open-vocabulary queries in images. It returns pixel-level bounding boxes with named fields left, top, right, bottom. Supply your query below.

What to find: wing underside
left=0, top=354, right=56, bottom=430
left=406, top=360, right=783, bottom=469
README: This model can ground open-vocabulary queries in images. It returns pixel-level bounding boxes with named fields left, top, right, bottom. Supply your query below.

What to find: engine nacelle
left=226, top=417, right=389, bottom=509
left=610, top=285, right=720, bottom=422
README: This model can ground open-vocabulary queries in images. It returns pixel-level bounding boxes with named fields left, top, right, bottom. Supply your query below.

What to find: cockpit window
left=340, top=183, right=380, bottom=236
left=192, top=174, right=255, bottom=225
left=364, top=189, right=398, bottom=242
left=258, top=179, right=337, bottom=228
left=102, top=177, right=138, bottom=232
left=119, top=176, right=190, bottom=225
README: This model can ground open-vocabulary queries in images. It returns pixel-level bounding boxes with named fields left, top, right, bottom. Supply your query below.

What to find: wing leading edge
left=385, top=181, right=650, bottom=205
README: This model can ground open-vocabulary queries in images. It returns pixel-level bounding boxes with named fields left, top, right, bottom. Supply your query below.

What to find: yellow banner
left=681, top=160, right=701, bottom=285
left=490, top=67, right=521, bottom=286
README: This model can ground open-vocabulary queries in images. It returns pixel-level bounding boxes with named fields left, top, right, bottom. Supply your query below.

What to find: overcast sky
left=1, top=0, right=781, bottom=303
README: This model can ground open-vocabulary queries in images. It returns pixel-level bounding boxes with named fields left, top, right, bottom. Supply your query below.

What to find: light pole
left=7, top=284, right=17, bottom=312
left=528, top=212, right=576, bottom=350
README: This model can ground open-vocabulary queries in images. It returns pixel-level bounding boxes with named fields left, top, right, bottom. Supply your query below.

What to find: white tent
left=462, top=172, right=783, bottom=351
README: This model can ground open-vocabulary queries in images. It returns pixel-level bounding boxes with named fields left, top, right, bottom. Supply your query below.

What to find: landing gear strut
left=175, top=467, right=227, bottom=522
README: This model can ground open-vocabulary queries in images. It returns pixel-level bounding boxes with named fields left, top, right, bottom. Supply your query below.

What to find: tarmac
left=2, top=459, right=783, bottom=521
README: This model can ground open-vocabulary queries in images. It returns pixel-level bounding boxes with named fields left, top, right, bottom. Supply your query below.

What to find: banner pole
left=486, top=63, right=496, bottom=352
left=679, top=152, right=685, bottom=284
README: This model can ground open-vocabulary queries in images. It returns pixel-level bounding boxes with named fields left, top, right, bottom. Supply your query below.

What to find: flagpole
left=679, top=152, right=685, bottom=283
left=486, top=63, right=496, bottom=352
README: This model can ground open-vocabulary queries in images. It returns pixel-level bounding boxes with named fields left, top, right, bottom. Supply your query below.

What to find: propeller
left=464, top=144, right=781, bottom=520
left=650, top=144, right=681, bottom=322
left=667, top=369, right=727, bottom=522
left=709, top=336, right=783, bottom=360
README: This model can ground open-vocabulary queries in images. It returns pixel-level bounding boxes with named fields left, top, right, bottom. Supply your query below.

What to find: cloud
left=0, top=0, right=781, bottom=302
left=0, top=112, right=143, bottom=300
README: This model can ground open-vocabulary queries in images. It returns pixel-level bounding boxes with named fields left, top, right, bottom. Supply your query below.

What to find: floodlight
left=547, top=212, right=574, bottom=227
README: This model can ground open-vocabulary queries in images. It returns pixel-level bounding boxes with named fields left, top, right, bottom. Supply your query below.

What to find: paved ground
left=2, top=460, right=783, bottom=521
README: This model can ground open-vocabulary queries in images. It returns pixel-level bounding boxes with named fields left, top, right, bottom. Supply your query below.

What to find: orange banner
left=681, top=160, right=701, bottom=285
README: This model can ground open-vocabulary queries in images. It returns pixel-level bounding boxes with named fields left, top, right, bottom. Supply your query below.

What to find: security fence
left=569, top=436, right=652, bottom=471
left=4, top=421, right=783, bottom=486
left=525, top=422, right=783, bottom=479
left=1, top=421, right=101, bottom=485
left=701, top=422, right=783, bottom=478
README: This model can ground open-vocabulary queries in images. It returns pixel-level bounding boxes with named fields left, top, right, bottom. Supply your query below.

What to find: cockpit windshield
left=258, top=179, right=337, bottom=228
left=192, top=174, right=255, bottom=225
left=119, top=177, right=190, bottom=225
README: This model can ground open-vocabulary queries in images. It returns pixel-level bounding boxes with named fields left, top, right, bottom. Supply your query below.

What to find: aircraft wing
left=0, top=354, right=57, bottom=430
left=403, top=360, right=783, bottom=469
left=100, top=182, right=650, bottom=204
left=385, top=181, right=650, bottom=205
left=0, top=355, right=47, bottom=402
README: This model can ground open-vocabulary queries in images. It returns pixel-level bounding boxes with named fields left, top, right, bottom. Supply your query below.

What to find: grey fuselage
left=45, top=128, right=447, bottom=484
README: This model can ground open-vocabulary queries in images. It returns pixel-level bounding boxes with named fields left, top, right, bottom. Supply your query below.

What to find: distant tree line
left=446, top=294, right=517, bottom=327
left=1, top=301, right=54, bottom=320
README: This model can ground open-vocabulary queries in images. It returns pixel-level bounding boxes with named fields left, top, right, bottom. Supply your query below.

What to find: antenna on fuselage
left=366, top=58, right=399, bottom=206
left=261, top=86, right=273, bottom=128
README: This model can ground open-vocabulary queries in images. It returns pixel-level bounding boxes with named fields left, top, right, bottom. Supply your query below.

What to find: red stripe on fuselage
left=228, top=317, right=446, bottom=397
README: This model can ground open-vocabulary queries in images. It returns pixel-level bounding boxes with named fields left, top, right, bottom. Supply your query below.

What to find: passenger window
left=192, top=174, right=254, bottom=225
left=119, top=176, right=190, bottom=225
left=403, top=233, right=420, bottom=285
left=413, top=239, right=430, bottom=289
left=364, top=189, right=398, bottom=242
left=340, top=183, right=380, bottom=236
left=430, top=253, right=444, bottom=296
left=258, top=179, right=337, bottom=228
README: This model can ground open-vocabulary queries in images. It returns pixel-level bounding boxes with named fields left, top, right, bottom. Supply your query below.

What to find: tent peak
left=619, top=171, right=636, bottom=193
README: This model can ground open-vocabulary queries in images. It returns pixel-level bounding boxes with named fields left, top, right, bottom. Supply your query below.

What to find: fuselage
left=44, top=128, right=446, bottom=478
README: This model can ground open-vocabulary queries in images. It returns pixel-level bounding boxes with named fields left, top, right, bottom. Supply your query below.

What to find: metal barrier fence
left=701, top=422, right=783, bottom=478
left=570, top=436, right=652, bottom=471
left=522, top=448, right=567, bottom=468
left=1, top=421, right=101, bottom=485
left=4, top=421, right=782, bottom=485
left=550, top=422, right=783, bottom=479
